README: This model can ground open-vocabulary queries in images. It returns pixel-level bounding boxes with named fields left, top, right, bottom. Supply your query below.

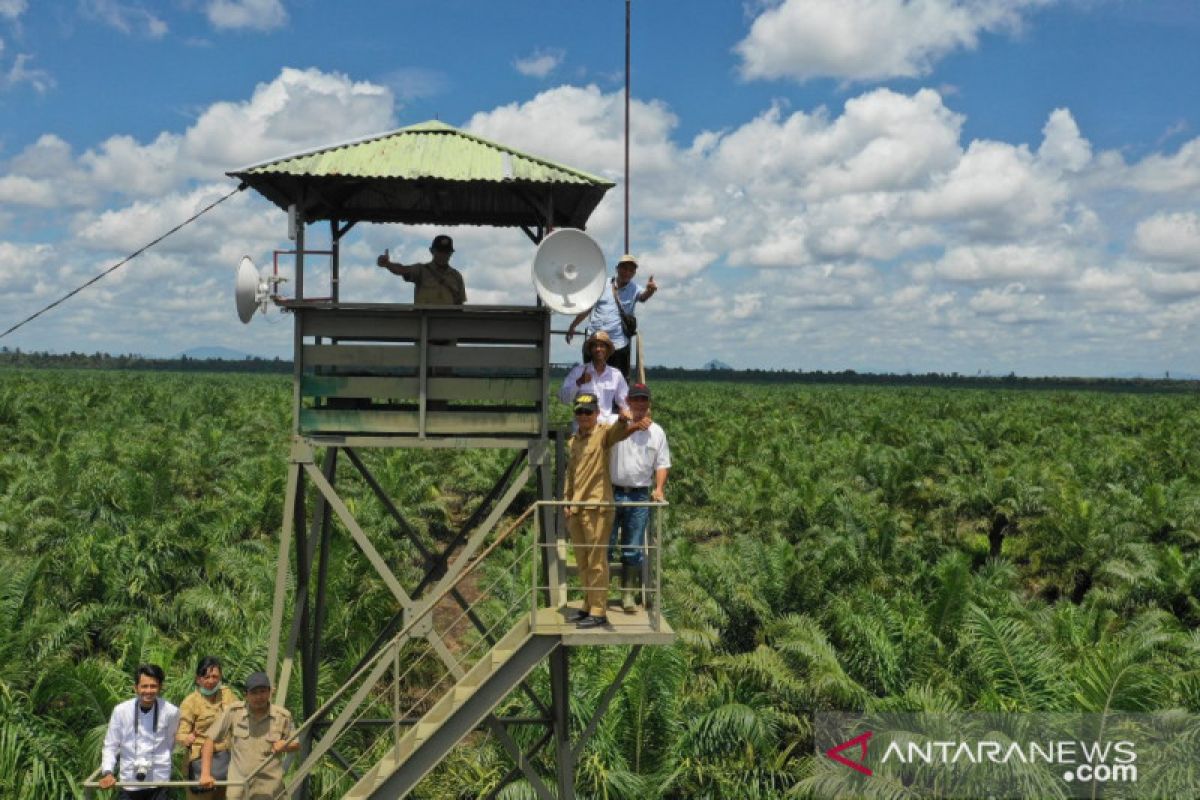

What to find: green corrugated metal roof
left=239, top=120, right=610, bottom=185
left=228, top=120, right=614, bottom=229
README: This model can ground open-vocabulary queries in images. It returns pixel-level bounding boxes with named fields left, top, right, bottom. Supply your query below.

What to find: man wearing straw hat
left=557, top=330, right=629, bottom=423
left=565, top=254, right=657, bottom=378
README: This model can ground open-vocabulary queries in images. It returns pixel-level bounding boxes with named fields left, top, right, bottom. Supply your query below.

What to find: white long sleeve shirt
left=100, top=697, right=181, bottom=783
left=558, top=363, right=628, bottom=424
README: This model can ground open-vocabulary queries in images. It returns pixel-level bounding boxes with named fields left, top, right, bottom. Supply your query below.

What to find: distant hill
left=178, top=346, right=253, bottom=360
left=704, top=359, right=733, bottom=370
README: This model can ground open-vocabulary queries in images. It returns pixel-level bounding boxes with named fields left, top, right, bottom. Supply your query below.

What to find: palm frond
left=960, top=603, right=1065, bottom=710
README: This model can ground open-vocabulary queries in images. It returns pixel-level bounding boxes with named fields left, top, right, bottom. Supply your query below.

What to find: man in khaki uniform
left=563, top=393, right=643, bottom=628
left=177, top=657, right=238, bottom=799
left=376, top=234, right=467, bottom=305
left=199, top=672, right=298, bottom=800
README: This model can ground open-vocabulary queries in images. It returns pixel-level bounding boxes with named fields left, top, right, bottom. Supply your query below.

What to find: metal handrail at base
left=80, top=771, right=244, bottom=798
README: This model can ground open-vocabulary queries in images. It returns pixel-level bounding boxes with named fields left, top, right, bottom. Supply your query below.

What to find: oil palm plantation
left=2, top=371, right=1199, bottom=798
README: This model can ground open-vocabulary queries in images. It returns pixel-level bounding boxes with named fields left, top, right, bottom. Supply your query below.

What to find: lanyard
left=133, top=699, right=160, bottom=734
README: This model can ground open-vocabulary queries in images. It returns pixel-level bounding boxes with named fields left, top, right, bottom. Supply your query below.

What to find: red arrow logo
left=825, top=731, right=873, bottom=776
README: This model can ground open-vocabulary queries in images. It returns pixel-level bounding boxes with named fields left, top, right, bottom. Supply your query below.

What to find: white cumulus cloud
left=924, top=243, right=1079, bottom=283
left=81, top=133, right=184, bottom=197
left=183, top=67, right=394, bottom=171
left=1133, top=212, right=1200, bottom=268
left=967, top=283, right=1049, bottom=322
left=0, top=241, right=54, bottom=287
left=907, top=139, right=1068, bottom=235
left=0, top=68, right=395, bottom=208
left=1123, top=139, right=1200, bottom=193
left=72, top=185, right=262, bottom=255
left=5, top=63, right=1200, bottom=374
left=735, top=0, right=1050, bottom=83
left=1037, top=108, right=1091, bottom=172
left=0, top=174, right=57, bottom=206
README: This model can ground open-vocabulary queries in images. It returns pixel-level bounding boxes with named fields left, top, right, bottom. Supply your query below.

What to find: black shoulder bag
left=613, top=281, right=637, bottom=338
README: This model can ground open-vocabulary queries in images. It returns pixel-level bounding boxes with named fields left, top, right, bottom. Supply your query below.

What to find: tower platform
left=535, top=604, right=676, bottom=646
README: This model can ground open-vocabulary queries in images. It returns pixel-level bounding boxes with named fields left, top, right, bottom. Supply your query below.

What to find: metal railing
left=288, top=502, right=539, bottom=799
left=81, top=775, right=242, bottom=797
left=79, top=498, right=666, bottom=800
left=533, top=499, right=667, bottom=631
left=289, top=497, right=667, bottom=799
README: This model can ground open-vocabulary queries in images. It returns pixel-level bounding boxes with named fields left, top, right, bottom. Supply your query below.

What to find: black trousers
left=610, top=345, right=632, bottom=379
left=119, top=788, right=171, bottom=800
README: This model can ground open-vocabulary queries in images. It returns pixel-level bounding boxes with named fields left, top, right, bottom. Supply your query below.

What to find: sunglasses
left=574, top=408, right=596, bottom=416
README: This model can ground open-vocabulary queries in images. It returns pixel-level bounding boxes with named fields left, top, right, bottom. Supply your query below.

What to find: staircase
left=343, top=620, right=558, bottom=799
left=269, top=498, right=672, bottom=800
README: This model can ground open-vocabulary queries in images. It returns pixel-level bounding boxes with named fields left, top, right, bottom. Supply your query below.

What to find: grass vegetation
left=1, top=369, right=1198, bottom=798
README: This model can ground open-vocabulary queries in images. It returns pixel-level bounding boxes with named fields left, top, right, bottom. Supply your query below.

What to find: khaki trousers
left=567, top=508, right=615, bottom=616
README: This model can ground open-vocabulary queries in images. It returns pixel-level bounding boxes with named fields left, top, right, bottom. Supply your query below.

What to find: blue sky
left=1, top=0, right=1199, bottom=375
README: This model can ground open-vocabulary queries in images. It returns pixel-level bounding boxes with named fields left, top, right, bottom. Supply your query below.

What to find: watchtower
left=230, top=121, right=674, bottom=799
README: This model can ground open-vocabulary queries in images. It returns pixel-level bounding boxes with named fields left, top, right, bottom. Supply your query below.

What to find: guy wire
left=0, top=183, right=247, bottom=340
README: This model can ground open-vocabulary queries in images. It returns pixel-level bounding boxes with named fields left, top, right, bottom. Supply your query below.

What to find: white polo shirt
left=609, top=421, right=670, bottom=488
left=100, top=697, right=181, bottom=783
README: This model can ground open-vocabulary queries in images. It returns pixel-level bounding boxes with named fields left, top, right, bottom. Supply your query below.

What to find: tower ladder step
left=339, top=619, right=559, bottom=800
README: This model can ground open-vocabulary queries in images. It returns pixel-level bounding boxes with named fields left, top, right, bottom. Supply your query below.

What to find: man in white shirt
left=557, top=331, right=629, bottom=424
left=608, top=382, right=670, bottom=612
left=98, top=664, right=181, bottom=800
left=565, top=254, right=658, bottom=378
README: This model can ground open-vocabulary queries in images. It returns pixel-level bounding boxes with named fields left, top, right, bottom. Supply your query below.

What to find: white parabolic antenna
left=531, top=228, right=607, bottom=314
left=235, top=256, right=267, bottom=324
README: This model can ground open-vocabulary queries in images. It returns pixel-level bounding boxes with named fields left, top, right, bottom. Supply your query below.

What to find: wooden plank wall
left=295, top=306, right=549, bottom=438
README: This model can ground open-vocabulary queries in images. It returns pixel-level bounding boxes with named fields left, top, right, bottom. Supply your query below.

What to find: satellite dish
left=531, top=229, right=607, bottom=314
left=235, top=256, right=266, bottom=323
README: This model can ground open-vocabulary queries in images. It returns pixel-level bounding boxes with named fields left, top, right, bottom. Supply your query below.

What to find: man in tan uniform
left=198, top=672, right=298, bottom=800
left=376, top=234, right=467, bottom=305
left=178, top=656, right=238, bottom=799
left=563, top=392, right=644, bottom=628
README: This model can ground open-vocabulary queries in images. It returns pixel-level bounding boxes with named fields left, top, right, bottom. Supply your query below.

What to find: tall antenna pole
left=624, top=0, right=631, bottom=254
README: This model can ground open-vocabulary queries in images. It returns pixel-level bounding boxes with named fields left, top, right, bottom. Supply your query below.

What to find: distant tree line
left=3, top=348, right=1195, bottom=393
left=639, top=365, right=1200, bottom=394
left=0, top=347, right=292, bottom=374
left=555, top=362, right=1200, bottom=394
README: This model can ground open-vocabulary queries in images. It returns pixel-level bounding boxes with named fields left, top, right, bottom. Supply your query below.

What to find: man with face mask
left=178, top=656, right=239, bottom=799
left=98, top=664, right=181, bottom=800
